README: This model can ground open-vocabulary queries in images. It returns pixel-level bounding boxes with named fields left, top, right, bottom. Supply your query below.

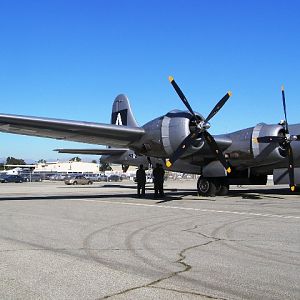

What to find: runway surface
left=0, top=180, right=299, bottom=299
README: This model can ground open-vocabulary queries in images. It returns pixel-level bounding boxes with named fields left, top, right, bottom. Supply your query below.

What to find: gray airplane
left=0, top=76, right=299, bottom=196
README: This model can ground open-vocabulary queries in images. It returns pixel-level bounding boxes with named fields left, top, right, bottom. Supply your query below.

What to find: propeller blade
left=168, top=76, right=199, bottom=118
left=167, top=77, right=232, bottom=171
left=287, top=144, right=296, bottom=192
left=281, top=85, right=289, bottom=134
left=165, top=131, right=199, bottom=168
left=205, top=91, right=232, bottom=122
left=202, top=131, right=232, bottom=173
left=257, top=136, right=286, bottom=143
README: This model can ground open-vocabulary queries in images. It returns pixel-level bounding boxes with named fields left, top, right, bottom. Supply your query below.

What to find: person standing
left=136, top=164, right=146, bottom=197
left=153, top=163, right=165, bottom=198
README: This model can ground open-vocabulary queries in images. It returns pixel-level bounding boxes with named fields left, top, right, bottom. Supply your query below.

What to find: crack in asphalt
left=98, top=229, right=227, bottom=300
left=183, top=225, right=243, bottom=242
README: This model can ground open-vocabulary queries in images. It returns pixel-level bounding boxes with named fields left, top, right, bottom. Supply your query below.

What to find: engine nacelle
left=161, top=110, right=206, bottom=156
left=252, top=123, right=287, bottom=163
left=133, top=110, right=205, bottom=158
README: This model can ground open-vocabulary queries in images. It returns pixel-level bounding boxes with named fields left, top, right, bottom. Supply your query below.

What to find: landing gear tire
left=216, top=183, right=229, bottom=196
left=197, top=177, right=217, bottom=197
left=214, top=178, right=229, bottom=196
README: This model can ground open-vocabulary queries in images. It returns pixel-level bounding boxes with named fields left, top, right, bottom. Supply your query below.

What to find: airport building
left=34, top=161, right=137, bottom=176
left=34, top=161, right=101, bottom=174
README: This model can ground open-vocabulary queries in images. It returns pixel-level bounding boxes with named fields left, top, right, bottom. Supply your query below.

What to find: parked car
left=120, top=174, right=130, bottom=180
left=0, top=175, right=23, bottom=183
left=49, top=174, right=67, bottom=181
left=98, top=174, right=108, bottom=182
left=0, top=173, right=7, bottom=180
left=83, top=174, right=101, bottom=181
left=108, top=174, right=122, bottom=182
left=21, top=174, right=43, bottom=182
left=64, top=175, right=93, bottom=185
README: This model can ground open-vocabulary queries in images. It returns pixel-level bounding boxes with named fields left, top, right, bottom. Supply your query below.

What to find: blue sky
left=0, top=0, right=300, bottom=162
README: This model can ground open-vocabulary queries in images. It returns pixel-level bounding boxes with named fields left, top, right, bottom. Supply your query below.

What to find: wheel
left=216, top=184, right=229, bottom=196
left=215, top=178, right=229, bottom=196
left=88, top=181, right=93, bottom=185
left=197, top=177, right=217, bottom=196
left=73, top=181, right=78, bottom=185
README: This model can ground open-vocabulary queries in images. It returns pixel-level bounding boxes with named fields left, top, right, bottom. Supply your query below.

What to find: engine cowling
left=252, top=123, right=287, bottom=162
left=134, top=110, right=205, bottom=158
left=161, top=110, right=206, bottom=157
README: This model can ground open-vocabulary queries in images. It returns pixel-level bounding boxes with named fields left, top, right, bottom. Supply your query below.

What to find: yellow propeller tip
left=168, top=76, right=174, bottom=82
left=228, top=91, right=232, bottom=97
left=291, top=186, right=295, bottom=192
left=166, top=160, right=172, bottom=168
left=227, top=167, right=232, bottom=173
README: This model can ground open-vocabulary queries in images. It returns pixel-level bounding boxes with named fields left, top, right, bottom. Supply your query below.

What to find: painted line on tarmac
left=74, top=199, right=300, bottom=220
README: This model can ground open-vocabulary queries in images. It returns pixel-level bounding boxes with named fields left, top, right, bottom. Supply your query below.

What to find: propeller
left=166, top=76, right=232, bottom=174
left=257, top=86, right=300, bottom=191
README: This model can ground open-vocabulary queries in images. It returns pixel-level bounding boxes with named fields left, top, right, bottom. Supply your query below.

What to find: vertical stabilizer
left=111, top=94, right=139, bottom=127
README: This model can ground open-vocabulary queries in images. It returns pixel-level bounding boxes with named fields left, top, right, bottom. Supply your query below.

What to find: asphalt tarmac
left=0, top=180, right=299, bottom=300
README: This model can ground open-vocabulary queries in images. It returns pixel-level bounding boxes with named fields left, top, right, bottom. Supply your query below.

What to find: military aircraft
left=0, top=77, right=299, bottom=196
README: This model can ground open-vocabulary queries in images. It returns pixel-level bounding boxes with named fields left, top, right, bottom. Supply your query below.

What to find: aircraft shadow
left=0, top=193, right=187, bottom=203
left=0, top=186, right=199, bottom=203
left=0, top=185, right=297, bottom=203
left=229, top=188, right=299, bottom=199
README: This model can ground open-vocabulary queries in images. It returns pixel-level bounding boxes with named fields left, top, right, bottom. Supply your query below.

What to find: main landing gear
left=197, top=176, right=229, bottom=197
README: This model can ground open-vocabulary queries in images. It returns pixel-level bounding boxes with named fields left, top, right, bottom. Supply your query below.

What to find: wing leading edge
left=0, top=113, right=145, bottom=147
left=54, top=148, right=129, bottom=155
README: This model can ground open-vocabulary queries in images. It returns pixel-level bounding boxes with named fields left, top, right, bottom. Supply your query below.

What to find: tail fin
left=111, top=94, right=139, bottom=127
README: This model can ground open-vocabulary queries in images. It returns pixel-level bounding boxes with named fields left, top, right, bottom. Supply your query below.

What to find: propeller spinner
left=257, top=86, right=300, bottom=191
left=166, top=76, right=232, bottom=174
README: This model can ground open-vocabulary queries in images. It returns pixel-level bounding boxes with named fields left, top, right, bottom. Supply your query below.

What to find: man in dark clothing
left=153, top=163, right=165, bottom=198
left=136, top=164, right=146, bottom=197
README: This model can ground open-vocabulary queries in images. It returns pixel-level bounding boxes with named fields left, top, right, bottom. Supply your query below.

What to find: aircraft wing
left=54, top=148, right=129, bottom=155
left=0, top=113, right=145, bottom=147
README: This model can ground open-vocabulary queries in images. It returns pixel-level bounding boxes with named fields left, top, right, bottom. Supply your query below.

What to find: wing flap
left=0, top=114, right=145, bottom=147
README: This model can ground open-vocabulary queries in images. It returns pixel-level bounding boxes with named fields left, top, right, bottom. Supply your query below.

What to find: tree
left=38, top=159, right=46, bottom=164
left=6, top=157, right=26, bottom=165
left=69, top=157, right=81, bottom=162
